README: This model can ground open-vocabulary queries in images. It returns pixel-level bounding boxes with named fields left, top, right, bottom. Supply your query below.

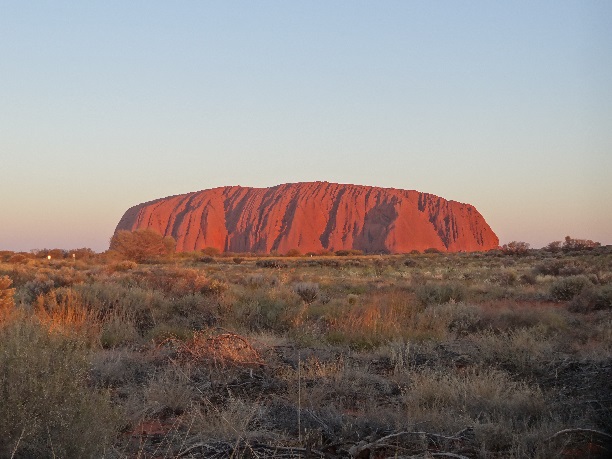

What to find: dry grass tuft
left=169, top=331, right=265, bottom=368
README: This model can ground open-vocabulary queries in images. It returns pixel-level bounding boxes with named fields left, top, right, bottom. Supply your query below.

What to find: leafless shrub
left=169, top=332, right=265, bottom=368
left=294, top=282, right=320, bottom=304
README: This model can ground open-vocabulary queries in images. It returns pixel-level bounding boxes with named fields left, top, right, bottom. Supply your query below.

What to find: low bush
left=550, top=275, right=593, bottom=301
left=0, top=318, right=119, bottom=458
left=416, top=283, right=467, bottom=305
left=569, top=284, right=612, bottom=312
left=335, top=249, right=363, bottom=256
left=0, top=276, right=15, bottom=316
left=293, top=282, right=320, bottom=304
left=255, top=259, right=288, bottom=268
left=229, top=286, right=302, bottom=332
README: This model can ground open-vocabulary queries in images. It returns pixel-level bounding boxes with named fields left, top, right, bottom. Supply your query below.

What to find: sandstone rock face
left=114, top=182, right=499, bottom=253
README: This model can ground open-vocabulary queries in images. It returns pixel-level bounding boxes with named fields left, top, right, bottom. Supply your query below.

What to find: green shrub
left=550, top=275, right=593, bottom=301
left=569, top=284, right=612, bottom=312
left=416, top=283, right=466, bottom=305
left=0, top=319, right=119, bottom=458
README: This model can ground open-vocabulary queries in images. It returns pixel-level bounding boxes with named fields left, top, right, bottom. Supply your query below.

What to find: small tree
left=109, top=229, right=176, bottom=262
left=544, top=241, right=562, bottom=253
left=501, top=241, right=530, bottom=256
left=562, top=236, right=600, bottom=252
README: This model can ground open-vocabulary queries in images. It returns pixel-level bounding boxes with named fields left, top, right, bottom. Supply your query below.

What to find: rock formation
left=114, top=182, right=499, bottom=253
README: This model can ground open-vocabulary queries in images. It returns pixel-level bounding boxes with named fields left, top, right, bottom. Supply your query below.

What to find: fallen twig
left=547, top=428, right=612, bottom=442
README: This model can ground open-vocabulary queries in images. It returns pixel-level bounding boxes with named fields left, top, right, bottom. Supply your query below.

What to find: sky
left=1, top=1, right=611, bottom=252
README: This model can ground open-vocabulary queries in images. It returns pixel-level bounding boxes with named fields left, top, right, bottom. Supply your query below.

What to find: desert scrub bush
left=110, top=260, right=138, bottom=272
left=244, top=273, right=278, bottom=288
left=293, top=281, right=320, bottom=304
left=429, top=302, right=484, bottom=335
left=142, top=366, right=195, bottom=419
left=325, top=291, right=454, bottom=346
left=469, top=326, right=557, bottom=374
left=20, top=275, right=55, bottom=304
left=550, top=275, right=593, bottom=301
left=90, top=349, right=155, bottom=389
left=569, top=284, right=612, bottom=312
left=402, top=367, right=549, bottom=451
left=228, top=285, right=302, bottom=332
left=489, top=268, right=518, bottom=286
left=255, top=259, right=288, bottom=268
left=415, top=282, right=466, bottom=305
left=534, top=258, right=587, bottom=277
left=109, top=228, right=176, bottom=261
left=0, top=318, right=119, bottom=458
left=0, top=275, right=15, bottom=317
left=75, top=283, right=164, bottom=335
left=186, top=396, right=261, bottom=441
left=133, top=267, right=210, bottom=296
left=501, top=241, right=530, bottom=256
left=33, top=288, right=101, bottom=342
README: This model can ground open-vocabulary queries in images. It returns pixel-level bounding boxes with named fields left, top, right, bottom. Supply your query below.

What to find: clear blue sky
left=1, top=1, right=610, bottom=251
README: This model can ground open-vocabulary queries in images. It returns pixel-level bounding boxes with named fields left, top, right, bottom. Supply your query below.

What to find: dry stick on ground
left=348, top=431, right=466, bottom=458
left=176, top=441, right=327, bottom=458
left=547, top=428, right=612, bottom=442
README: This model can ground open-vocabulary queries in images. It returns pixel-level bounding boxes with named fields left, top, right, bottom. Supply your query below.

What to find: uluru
left=114, top=182, right=499, bottom=254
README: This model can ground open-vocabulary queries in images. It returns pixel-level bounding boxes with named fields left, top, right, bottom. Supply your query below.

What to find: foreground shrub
left=256, top=259, right=288, bottom=269
left=0, top=319, right=119, bottom=458
left=501, top=241, right=530, bottom=256
left=0, top=275, right=15, bottom=316
left=569, top=284, right=612, bottom=312
left=293, top=282, right=320, bottom=304
left=403, top=367, right=548, bottom=450
left=534, top=259, right=586, bottom=277
left=229, top=286, right=302, bottom=332
left=550, top=275, right=593, bottom=301
left=416, top=283, right=466, bottom=305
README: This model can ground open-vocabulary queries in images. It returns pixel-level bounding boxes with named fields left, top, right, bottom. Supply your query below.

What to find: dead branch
left=547, top=428, right=612, bottom=441
left=177, top=440, right=327, bottom=458
left=348, top=431, right=463, bottom=458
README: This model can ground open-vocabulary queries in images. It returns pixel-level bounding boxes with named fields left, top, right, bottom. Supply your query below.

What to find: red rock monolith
left=114, top=182, right=499, bottom=253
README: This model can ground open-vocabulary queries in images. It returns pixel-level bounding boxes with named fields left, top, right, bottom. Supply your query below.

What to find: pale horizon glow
left=1, top=1, right=611, bottom=252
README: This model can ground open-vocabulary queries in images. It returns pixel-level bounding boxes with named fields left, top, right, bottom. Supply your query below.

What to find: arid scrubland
left=0, top=245, right=611, bottom=458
